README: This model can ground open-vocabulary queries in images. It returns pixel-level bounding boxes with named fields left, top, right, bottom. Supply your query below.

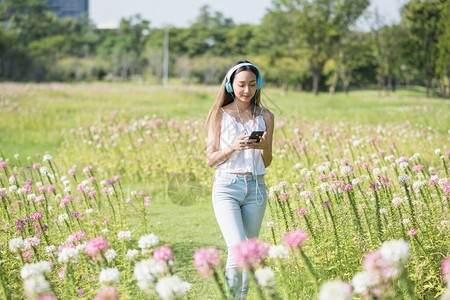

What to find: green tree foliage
left=403, top=0, right=446, bottom=97
left=260, top=0, right=370, bottom=95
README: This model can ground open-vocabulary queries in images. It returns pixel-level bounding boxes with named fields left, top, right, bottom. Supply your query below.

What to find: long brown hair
left=204, top=60, right=262, bottom=131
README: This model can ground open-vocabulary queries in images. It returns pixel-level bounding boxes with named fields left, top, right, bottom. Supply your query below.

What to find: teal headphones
left=225, top=62, right=262, bottom=94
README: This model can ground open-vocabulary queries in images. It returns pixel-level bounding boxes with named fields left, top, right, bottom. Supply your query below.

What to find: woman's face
left=232, top=70, right=258, bottom=105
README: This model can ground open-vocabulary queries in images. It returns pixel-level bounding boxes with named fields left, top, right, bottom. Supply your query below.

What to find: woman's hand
left=246, top=132, right=269, bottom=150
left=231, top=133, right=252, bottom=151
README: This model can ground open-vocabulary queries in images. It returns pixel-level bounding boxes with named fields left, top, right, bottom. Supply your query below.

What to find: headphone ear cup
left=257, top=76, right=262, bottom=90
left=225, top=81, right=233, bottom=93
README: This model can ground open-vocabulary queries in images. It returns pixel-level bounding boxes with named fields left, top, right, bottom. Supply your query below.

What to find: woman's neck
left=234, top=101, right=253, bottom=113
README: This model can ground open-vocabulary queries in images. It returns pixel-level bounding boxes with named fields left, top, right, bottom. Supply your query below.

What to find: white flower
left=352, top=271, right=377, bottom=294
left=155, top=275, right=191, bottom=300
left=138, top=234, right=159, bottom=250
left=99, top=267, right=120, bottom=285
left=104, top=249, right=117, bottom=262
left=9, top=185, right=17, bottom=192
left=9, top=237, right=25, bottom=253
left=398, top=175, right=410, bottom=184
left=21, top=261, right=51, bottom=280
left=100, top=180, right=107, bottom=186
left=24, top=236, right=40, bottom=249
left=43, top=154, right=53, bottom=161
left=255, top=267, right=276, bottom=288
left=45, top=245, right=56, bottom=253
left=39, top=167, right=48, bottom=174
left=58, top=247, right=79, bottom=264
left=76, top=242, right=86, bottom=252
left=318, top=182, right=330, bottom=193
left=379, top=208, right=388, bottom=214
left=118, top=230, right=132, bottom=241
left=318, top=279, right=352, bottom=300
left=399, top=162, right=409, bottom=170
left=340, top=166, right=352, bottom=177
left=126, top=249, right=139, bottom=261
left=14, top=154, right=20, bottom=159
left=27, top=194, right=36, bottom=201
left=373, top=168, right=381, bottom=177
left=101, top=228, right=109, bottom=234
left=392, top=197, right=404, bottom=207
left=63, top=186, right=71, bottom=193
left=440, top=288, right=450, bottom=300
left=435, top=148, right=441, bottom=155
left=62, top=180, right=70, bottom=186
left=85, top=208, right=94, bottom=214
left=269, top=245, right=290, bottom=259
left=352, top=178, right=361, bottom=185
left=379, top=239, right=410, bottom=268
left=58, top=213, right=69, bottom=223
left=402, top=219, right=410, bottom=225
left=134, top=259, right=163, bottom=293
left=23, top=274, right=51, bottom=299
left=413, top=181, right=424, bottom=189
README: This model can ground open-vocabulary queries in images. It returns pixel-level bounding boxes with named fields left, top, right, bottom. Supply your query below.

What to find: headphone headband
left=225, top=62, right=262, bottom=93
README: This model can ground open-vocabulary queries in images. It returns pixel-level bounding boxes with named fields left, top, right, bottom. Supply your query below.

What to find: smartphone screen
left=249, top=131, right=265, bottom=142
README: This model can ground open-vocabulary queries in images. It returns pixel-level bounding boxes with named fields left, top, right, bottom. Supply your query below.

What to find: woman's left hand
left=246, top=132, right=269, bottom=150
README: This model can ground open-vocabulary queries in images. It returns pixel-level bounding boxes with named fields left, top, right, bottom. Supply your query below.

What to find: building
left=40, top=0, right=88, bottom=22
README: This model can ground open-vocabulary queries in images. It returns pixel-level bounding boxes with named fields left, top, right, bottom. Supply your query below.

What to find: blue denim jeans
left=212, top=172, right=267, bottom=300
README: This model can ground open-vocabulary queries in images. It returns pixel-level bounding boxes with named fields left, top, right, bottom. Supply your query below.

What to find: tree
left=403, top=0, right=446, bottom=97
left=261, top=0, right=369, bottom=95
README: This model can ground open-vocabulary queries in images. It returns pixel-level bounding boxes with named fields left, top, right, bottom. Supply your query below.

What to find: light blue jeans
left=212, top=172, right=267, bottom=300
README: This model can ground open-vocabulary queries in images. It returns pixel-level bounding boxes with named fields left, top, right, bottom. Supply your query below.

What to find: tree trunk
left=377, top=72, right=384, bottom=97
left=312, top=71, right=320, bottom=96
left=439, top=78, right=445, bottom=98
left=342, top=71, right=351, bottom=94
left=386, top=72, right=392, bottom=96
left=426, top=77, right=431, bottom=98
left=447, top=75, right=450, bottom=98
left=329, top=70, right=339, bottom=94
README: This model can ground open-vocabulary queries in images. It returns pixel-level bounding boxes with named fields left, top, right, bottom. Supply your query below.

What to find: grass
left=0, top=82, right=449, bottom=298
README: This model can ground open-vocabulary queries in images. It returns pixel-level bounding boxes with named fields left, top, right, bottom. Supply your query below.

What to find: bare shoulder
left=261, top=108, right=274, bottom=122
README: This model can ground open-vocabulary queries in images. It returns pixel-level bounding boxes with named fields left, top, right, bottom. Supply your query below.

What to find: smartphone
left=248, top=131, right=265, bottom=143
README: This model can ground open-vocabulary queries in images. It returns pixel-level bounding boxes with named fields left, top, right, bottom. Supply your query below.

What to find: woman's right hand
left=231, top=133, right=251, bottom=151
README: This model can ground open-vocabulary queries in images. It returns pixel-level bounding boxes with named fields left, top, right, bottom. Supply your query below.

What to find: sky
left=90, top=0, right=407, bottom=30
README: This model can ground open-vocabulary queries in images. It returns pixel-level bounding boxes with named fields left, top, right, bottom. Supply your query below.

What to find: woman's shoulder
left=260, top=107, right=274, bottom=120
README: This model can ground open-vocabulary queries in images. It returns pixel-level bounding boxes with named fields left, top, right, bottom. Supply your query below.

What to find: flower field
left=0, top=83, right=449, bottom=299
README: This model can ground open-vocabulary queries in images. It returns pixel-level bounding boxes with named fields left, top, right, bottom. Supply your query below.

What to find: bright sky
left=89, top=0, right=406, bottom=30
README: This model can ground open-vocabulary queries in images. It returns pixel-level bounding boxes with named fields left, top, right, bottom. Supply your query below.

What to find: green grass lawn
left=1, top=82, right=449, bottom=299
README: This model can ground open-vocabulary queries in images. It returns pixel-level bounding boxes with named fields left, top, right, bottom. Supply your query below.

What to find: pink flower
left=85, top=236, right=109, bottom=261
left=39, top=186, right=47, bottom=194
left=298, top=183, right=306, bottom=189
left=363, top=251, right=398, bottom=282
left=279, top=192, right=290, bottom=202
left=411, top=165, right=424, bottom=172
left=283, top=229, right=308, bottom=248
left=296, top=208, right=308, bottom=217
left=89, top=176, right=96, bottom=182
left=317, top=174, right=327, bottom=182
left=47, top=185, right=55, bottom=192
left=442, top=258, right=450, bottom=283
left=94, top=286, right=119, bottom=300
left=153, top=245, right=174, bottom=262
left=407, top=229, right=417, bottom=236
left=58, top=244, right=75, bottom=252
left=58, top=268, right=65, bottom=279
left=233, top=238, right=269, bottom=269
left=193, top=247, right=222, bottom=277
left=32, top=163, right=40, bottom=169
left=60, top=199, right=70, bottom=207
left=31, top=212, right=43, bottom=222
left=77, top=289, right=85, bottom=295
left=69, top=231, right=87, bottom=242
left=24, top=236, right=40, bottom=249
left=342, top=184, right=353, bottom=191
left=68, top=168, right=76, bottom=176
left=340, top=157, right=350, bottom=165
left=22, top=251, right=34, bottom=260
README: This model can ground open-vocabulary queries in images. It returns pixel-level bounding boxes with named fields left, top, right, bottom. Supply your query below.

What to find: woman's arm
left=260, top=110, right=274, bottom=168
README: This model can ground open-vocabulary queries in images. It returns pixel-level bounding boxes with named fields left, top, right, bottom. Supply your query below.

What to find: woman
left=205, top=61, right=274, bottom=299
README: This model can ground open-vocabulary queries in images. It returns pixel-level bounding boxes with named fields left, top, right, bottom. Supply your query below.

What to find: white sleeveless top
left=216, top=107, right=266, bottom=175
